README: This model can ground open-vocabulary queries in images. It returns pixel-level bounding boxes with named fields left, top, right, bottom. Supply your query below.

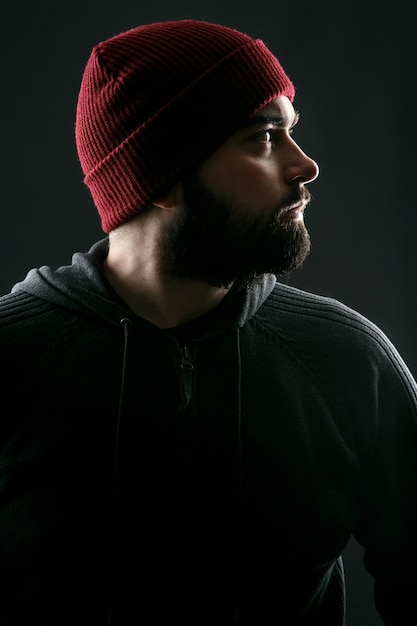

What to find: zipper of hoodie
left=179, top=345, right=194, bottom=411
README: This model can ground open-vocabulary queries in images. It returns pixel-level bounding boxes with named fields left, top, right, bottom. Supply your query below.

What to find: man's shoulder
left=250, top=282, right=417, bottom=399
left=0, top=290, right=60, bottom=329
left=265, top=282, right=379, bottom=330
left=257, top=281, right=399, bottom=358
left=0, top=290, right=80, bottom=352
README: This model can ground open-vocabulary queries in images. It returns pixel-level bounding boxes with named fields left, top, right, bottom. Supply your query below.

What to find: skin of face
left=196, top=95, right=319, bottom=218
left=157, top=96, right=320, bottom=288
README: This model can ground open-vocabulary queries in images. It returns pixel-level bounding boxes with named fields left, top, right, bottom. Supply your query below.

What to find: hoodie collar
left=12, top=237, right=277, bottom=335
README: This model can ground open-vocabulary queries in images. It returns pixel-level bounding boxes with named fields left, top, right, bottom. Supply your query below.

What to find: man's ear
left=152, top=182, right=182, bottom=210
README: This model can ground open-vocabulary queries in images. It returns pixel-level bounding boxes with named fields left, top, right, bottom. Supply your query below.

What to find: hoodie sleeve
left=352, top=333, right=417, bottom=625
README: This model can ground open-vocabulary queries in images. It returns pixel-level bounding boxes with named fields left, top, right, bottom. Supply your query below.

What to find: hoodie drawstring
left=107, top=316, right=132, bottom=626
left=234, top=328, right=243, bottom=622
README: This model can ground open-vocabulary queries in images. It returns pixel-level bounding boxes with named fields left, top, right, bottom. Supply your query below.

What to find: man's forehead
left=253, top=95, right=296, bottom=125
left=212, top=96, right=298, bottom=151
left=236, top=96, right=298, bottom=133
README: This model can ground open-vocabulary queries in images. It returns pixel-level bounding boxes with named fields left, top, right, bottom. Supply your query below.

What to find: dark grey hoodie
left=0, top=238, right=416, bottom=625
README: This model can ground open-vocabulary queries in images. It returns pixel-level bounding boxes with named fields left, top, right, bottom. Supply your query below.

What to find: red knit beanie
left=75, top=20, right=295, bottom=233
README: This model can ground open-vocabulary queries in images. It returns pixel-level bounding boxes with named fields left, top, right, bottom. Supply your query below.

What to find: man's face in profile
left=158, top=96, right=318, bottom=288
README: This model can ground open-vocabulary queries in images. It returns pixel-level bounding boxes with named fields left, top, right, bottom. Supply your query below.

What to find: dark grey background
left=1, top=1, right=415, bottom=623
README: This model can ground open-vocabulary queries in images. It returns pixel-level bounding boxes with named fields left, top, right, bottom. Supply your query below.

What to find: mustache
left=279, top=186, right=313, bottom=212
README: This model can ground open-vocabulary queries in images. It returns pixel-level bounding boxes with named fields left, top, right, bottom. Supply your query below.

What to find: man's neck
left=103, top=252, right=229, bottom=329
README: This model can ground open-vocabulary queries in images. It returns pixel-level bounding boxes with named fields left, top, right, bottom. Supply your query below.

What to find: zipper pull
left=180, top=345, right=194, bottom=410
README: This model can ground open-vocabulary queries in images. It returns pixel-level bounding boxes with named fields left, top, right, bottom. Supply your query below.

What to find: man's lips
left=284, top=202, right=306, bottom=217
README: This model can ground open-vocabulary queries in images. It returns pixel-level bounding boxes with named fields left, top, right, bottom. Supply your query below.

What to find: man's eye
left=257, top=129, right=273, bottom=143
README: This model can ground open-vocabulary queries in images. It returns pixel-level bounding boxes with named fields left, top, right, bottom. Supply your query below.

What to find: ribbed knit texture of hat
left=75, top=20, right=295, bottom=233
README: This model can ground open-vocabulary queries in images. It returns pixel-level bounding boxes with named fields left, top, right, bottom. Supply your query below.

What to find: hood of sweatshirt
left=11, top=237, right=278, bottom=335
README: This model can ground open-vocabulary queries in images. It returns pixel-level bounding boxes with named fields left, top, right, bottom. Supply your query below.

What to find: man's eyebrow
left=241, top=109, right=300, bottom=130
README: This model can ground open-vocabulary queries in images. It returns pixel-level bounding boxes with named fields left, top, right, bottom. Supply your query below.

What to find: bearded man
left=0, top=19, right=416, bottom=626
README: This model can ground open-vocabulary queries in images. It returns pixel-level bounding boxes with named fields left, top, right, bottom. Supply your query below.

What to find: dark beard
left=158, top=172, right=312, bottom=289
